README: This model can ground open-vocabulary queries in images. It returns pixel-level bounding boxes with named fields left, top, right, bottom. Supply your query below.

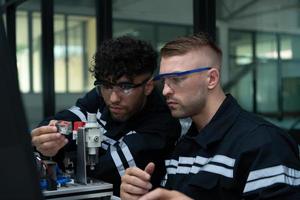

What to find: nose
left=162, top=81, right=174, bottom=97
left=109, top=90, right=121, bottom=103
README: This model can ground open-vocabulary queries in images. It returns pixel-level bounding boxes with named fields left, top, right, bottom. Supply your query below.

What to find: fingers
left=123, top=167, right=152, bottom=190
left=32, top=132, right=61, bottom=145
left=34, top=134, right=68, bottom=157
left=139, top=188, right=192, bottom=200
left=36, top=135, right=68, bottom=151
left=31, top=125, right=68, bottom=157
left=122, top=171, right=152, bottom=191
left=32, top=127, right=62, bottom=147
left=49, top=120, right=58, bottom=126
left=120, top=190, right=141, bottom=200
left=139, top=188, right=165, bottom=200
left=126, top=166, right=152, bottom=182
left=120, top=179, right=149, bottom=195
left=31, top=125, right=57, bottom=137
left=144, top=162, right=155, bottom=175
left=120, top=166, right=154, bottom=200
left=36, top=140, right=66, bottom=157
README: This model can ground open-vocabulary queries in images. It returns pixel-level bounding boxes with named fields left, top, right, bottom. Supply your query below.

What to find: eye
left=118, top=83, right=134, bottom=90
left=101, top=82, right=112, bottom=89
left=170, top=76, right=185, bottom=84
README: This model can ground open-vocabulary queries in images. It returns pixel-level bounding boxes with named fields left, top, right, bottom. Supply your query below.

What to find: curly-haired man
left=31, top=36, right=181, bottom=196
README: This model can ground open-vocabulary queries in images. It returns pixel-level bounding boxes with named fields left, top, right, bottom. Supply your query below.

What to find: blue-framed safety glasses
left=153, top=66, right=211, bottom=81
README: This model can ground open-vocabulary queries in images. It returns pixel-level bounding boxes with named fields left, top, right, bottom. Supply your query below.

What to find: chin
left=171, top=111, right=186, bottom=118
left=111, top=114, right=129, bottom=122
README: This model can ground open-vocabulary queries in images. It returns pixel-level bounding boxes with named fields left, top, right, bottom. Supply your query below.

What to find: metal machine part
left=85, top=113, right=102, bottom=169
left=38, top=115, right=107, bottom=196
left=43, top=181, right=113, bottom=200
left=55, top=120, right=72, bottom=135
left=76, top=113, right=104, bottom=184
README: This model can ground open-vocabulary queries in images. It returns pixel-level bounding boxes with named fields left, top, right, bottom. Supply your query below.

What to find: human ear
left=144, top=80, right=154, bottom=95
left=207, top=68, right=220, bottom=90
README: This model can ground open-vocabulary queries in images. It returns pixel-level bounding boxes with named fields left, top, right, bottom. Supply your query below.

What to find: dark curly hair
left=90, top=36, right=157, bottom=82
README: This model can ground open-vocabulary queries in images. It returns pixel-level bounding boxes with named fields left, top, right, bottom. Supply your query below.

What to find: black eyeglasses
left=94, top=77, right=150, bottom=95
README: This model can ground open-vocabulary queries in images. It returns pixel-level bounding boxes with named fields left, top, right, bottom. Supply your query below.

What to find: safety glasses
left=94, top=77, right=150, bottom=95
left=153, top=66, right=211, bottom=89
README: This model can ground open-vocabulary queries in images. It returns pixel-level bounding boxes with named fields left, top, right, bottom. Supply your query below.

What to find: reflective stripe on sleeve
left=68, top=106, right=87, bottom=122
left=101, top=136, right=117, bottom=150
left=211, top=155, right=235, bottom=167
left=110, top=145, right=126, bottom=177
left=243, top=165, right=300, bottom=193
left=103, top=130, right=138, bottom=176
left=103, top=135, right=117, bottom=145
left=119, top=141, right=136, bottom=168
left=96, top=109, right=107, bottom=126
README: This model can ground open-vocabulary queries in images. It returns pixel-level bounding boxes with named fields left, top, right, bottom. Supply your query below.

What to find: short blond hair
left=160, top=32, right=222, bottom=65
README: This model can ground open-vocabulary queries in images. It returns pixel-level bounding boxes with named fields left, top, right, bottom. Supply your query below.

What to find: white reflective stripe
left=168, top=159, right=179, bottom=167
left=194, top=155, right=235, bottom=167
left=119, top=141, right=136, bottom=167
left=101, top=143, right=109, bottom=150
left=176, top=157, right=194, bottom=174
left=190, top=165, right=200, bottom=174
left=165, top=159, right=170, bottom=166
left=166, top=167, right=177, bottom=174
left=96, top=109, right=106, bottom=126
left=103, top=135, right=117, bottom=145
left=176, top=166, right=191, bottom=174
left=100, top=119, right=106, bottom=125
left=110, top=195, right=121, bottom=200
left=126, top=130, right=136, bottom=136
left=165, top=155, right=235, bottom=178
left=202, top=164, right=233, bottom=178
left=166, top=155, right=235, bottom=168
left=176, top=157, right=193, bottom=173
left=247, top=165, right=300, bottom=182
left=168, top=163, right=233, bottom=178
left=99, top=126, right=107, bottom=135
left=96, top=110, right=101, bottom=119
left=211, top=155, right=235, bottom=167
left=160, top=173, right=168, bottom=187
left=243, top=174, right=300, bottom=193
left=110, top=145, right=125, bottom=176
left=179, top=156, right=194, bottom=165
left=195, top=156, right=209, bottom=165
left=68, top=106, right=87, bottom=122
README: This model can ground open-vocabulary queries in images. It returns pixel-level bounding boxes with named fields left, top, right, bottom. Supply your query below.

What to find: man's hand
left=139, top=188, right=193, bottom=200
left=120, top=162, right=155, bottom=200
left=31, top=120, right=68, bottom=157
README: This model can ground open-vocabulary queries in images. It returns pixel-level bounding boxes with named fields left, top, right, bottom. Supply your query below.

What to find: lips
left=109, top=106, right=124, bottom=114
left=166, top=100, right=178, bottom=109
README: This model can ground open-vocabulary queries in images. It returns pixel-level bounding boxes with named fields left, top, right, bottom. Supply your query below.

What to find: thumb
left=144, top=162, right=155, bottom=176
left=49, top=120, right=58, bottom=126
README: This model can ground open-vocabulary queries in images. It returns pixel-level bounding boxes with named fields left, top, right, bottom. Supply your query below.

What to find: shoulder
left=75, top=88, right=104, bottom=112
left=230, top=109, right=282, bottom=139
left=226, top=110, right=298, bottom=153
